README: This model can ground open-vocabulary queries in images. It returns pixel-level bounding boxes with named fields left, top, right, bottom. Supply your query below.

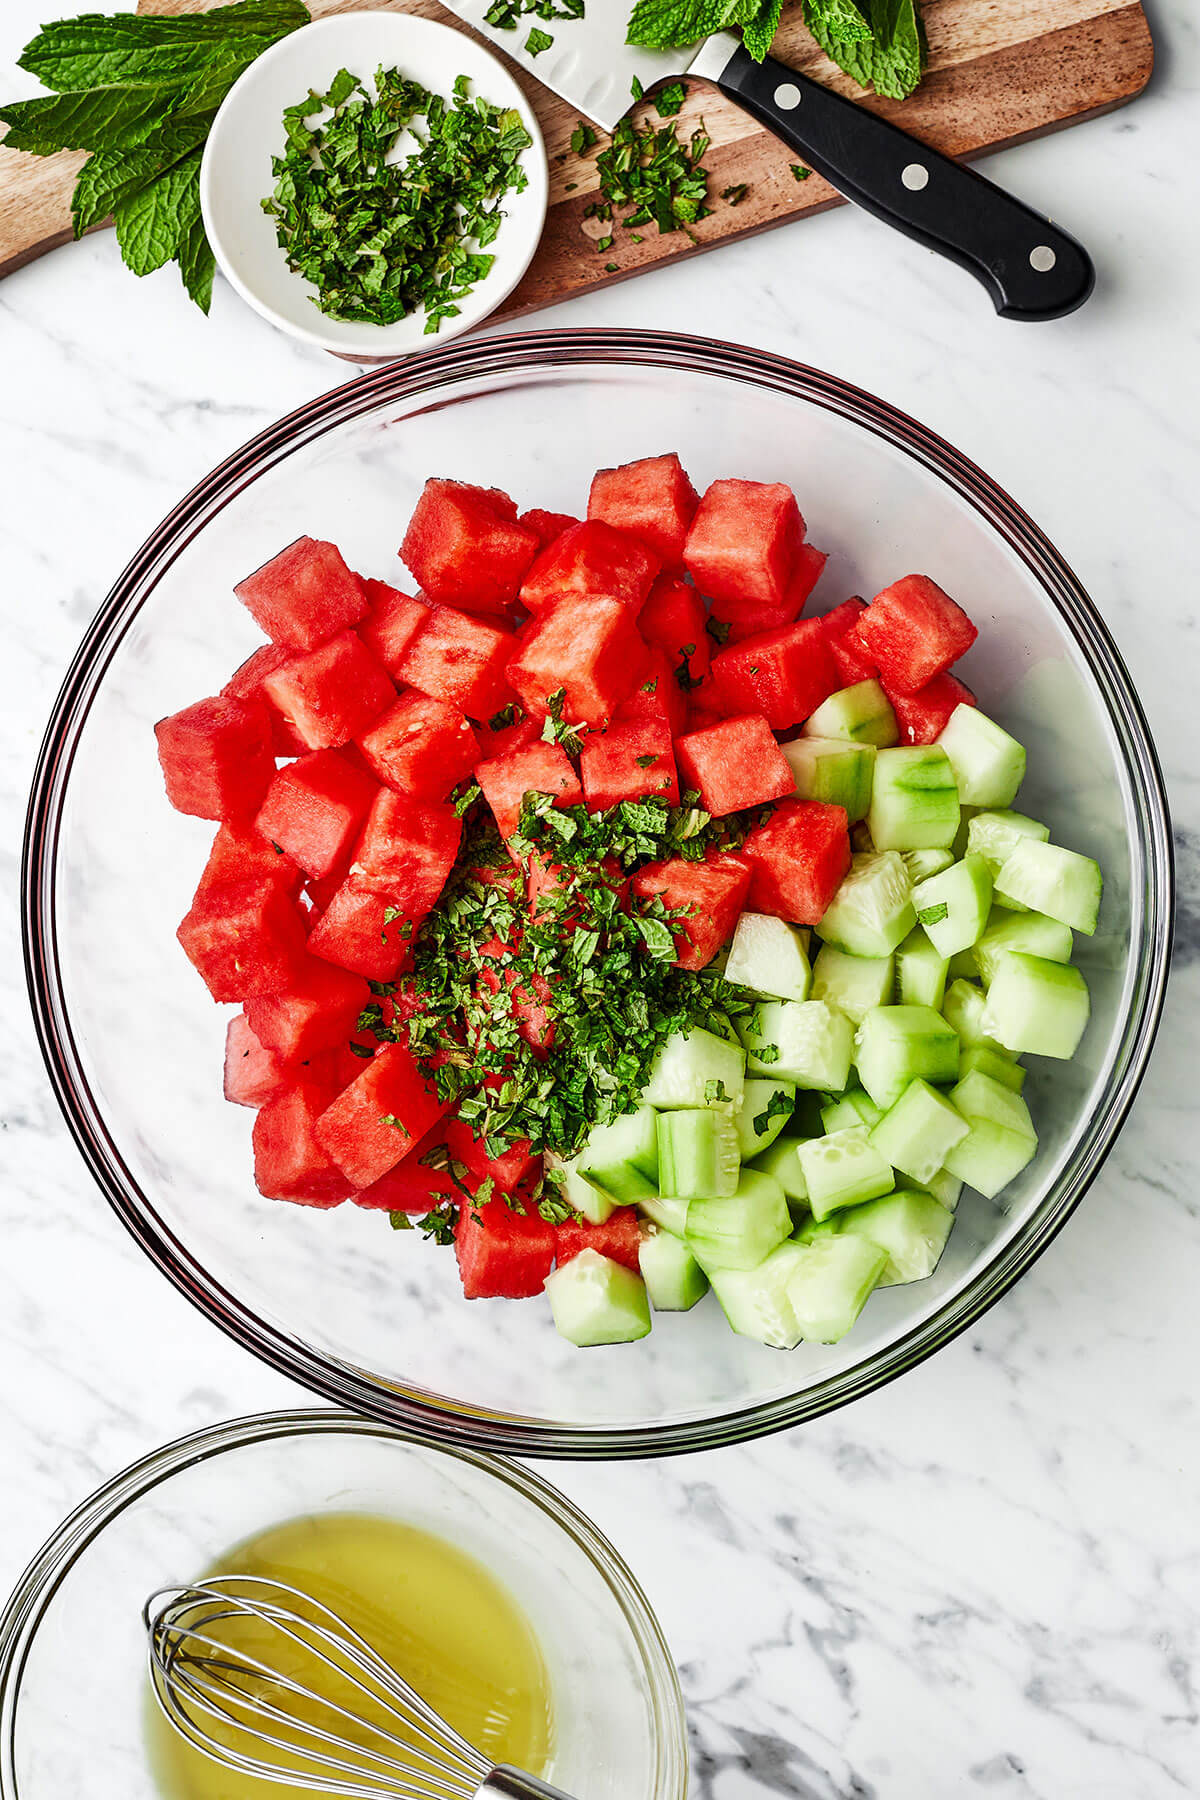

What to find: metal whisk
left=144, top=1576, right=575, bottom=1800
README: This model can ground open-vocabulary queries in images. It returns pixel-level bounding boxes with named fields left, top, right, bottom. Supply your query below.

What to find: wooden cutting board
left=0, top=0, right=1153, bottom=322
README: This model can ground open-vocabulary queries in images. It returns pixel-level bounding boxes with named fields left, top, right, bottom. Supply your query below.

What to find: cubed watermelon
left=472, top=708, right=542, bottom=764
left=613, top=649, right=689, bottom=738
left=519, top=508, right=580, bottom=548
left=155, top=694, right=275, bottom=822
left=631, top=854, right=751, bottom=970
left=223, top=1013, right=288, bottom=1109
left=579, top=718, right=678, bottom=811
left=223, top=644, right=310, bottom=756
left=315, top=1040, right=448, bottom=1188
left=307, top=876, right=420, bottom=982
left=177, top=876, right=309, bottom=1001
left=820, top=597, right=876, bottom=684
left=358, top=693, right=479, bottom=799
left=235, top=538, right=367, bottom=651
left=637, top=574, right=710, bottom=685
left=195, top=822, right=303, bottom=904
left=476, top=740, right=583, bottom=839
left=741, top=799, right=851, bottom=925
left=444, top=1119, right=540, bottom=1198
left=684, top=479, right=804, bottom=611
left=506, top=594, right=646, bottom=726
left=253, top=1080, right=353, bottom=1207
left=887, top=671, right=977, bottom=744
left=396, top=605, right=517, bottom=721
left=262, top=632, right=394, bottom=751
left=455, top=1194, right=556, bottom=1299
left=708, top=618, right=840, bottom=730
left=555, top=1207, right=642, bottom=1274
left=254, top=750, right=379, bottom=879
left=352, top=790, right=462, bottom=913
left=357, top=579, right=430, bottom=675
left=351, top=1122, right=459, bottom=1212
left=860, top=575, right=978, bottom=693
left=708, top=541, right=828, bottom=642
left=587, top=453, right=699, bottom=568
left=681, top=675, right=728, bottom=732
left=401, top=479, right=538, bottom=615
left=244, top=955, right=369, bottom=1066
left=674, top=715, right=795, bottom=817
left=519, top=519, right=661, bottom=614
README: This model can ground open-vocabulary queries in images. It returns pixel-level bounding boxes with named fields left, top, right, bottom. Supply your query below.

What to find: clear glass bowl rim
left=21, top=327, right=1175, bottom=1459
left=0, top=1407, right=688, bottom=1800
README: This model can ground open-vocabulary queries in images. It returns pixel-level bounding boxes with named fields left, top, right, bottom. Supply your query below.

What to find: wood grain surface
left=0, top=0, right=1154, bottom=319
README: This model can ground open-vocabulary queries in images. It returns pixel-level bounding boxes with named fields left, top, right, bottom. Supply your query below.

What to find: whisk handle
left=479, top=1768, right=579, bottom=1800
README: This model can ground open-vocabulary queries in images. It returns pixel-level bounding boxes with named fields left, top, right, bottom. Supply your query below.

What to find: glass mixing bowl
left=0, top=1410, right=686, bottom=1800
left=22, top=329, right=1172, bottom=1456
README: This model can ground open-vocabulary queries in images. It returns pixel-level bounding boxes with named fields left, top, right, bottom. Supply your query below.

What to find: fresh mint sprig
left=625, top=0, right=924, bottom=96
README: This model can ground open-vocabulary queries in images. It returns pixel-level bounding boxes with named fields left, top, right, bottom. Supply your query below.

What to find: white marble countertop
left=2, top=1, right=1197, bottom=1792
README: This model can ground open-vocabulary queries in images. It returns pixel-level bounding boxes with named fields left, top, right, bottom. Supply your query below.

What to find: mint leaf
left=0, top=85, right=173, bottom=154
left=626, top=0, right=758, bottom=53
left=804, top=0, right=923, bottom=100
left=917, top=901, right=949, bottom=926
left=742, top=0, right=783, bottom=61
left=70, top=115, right=211, bottom=234
left=113, top=147, right=202, bottom=275
left=178, top=213, right=216, bottom=313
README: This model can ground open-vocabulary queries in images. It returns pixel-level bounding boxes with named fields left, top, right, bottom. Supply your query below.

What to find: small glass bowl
left=0, top=1410, right=687, bottom=1800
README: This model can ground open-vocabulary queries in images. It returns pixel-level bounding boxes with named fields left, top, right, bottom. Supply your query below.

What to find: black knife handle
left=710, top=42, right=1095, bottom=321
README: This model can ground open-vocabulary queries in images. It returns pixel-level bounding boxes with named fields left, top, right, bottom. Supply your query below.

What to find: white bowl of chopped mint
left=200, top=11, right=548, bottom=356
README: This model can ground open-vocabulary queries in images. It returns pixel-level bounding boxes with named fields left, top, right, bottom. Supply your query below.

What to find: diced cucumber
left=973, top=910, right=1073, bottom=987
left=960, top=1043, right=1025, bottom=1092
left=894, top=927, right=949, bottom=1010
left=686, top=1168, right=791, bottom=1271
left=549, top=1153, right=614, bottom=1226
left=815, top=852, right=916, bottom=958
left=942, top=1072, right=1038, bottom=1198
left=868, top=747, right=960, bottom=852
left=912, top=854, right=993, bottom=957
left=837, top=1188, right=954, bottom=1285
left=947, top=949, right=978, bottom=979
left=785, top=1235, right=888, bottom=1343
left=791, top=1213, right=841, bottom=1246
left=803, top=679, right=898, bottom=748
left=993, top=840, right=1102, bottom=936
left=902, top=848, right=955, bottom=884
left=577, top=1104, right=658, bottom=1203
left=545, top=1249, right=652, bottom=1346
left=820, top=1087, right=882, bottom=1133
left=656, top=1106, right=740, bottom=1199
left=724, top=912, right=812, bottom=1003
left=941, top=977, right=1005, bottom=1052
left=781, top=734, right=876, bottom=822
left=966, top=809, right=1050, bottom=907
left=810, top=943, right=894, bottom=1024
left=748, top=1135, right=809, bottom=1203
left=937, top=706, right=1026, bottom=807
left=639, top=1227, right=709, bottom=1311
left=868, top=1078, right=968, bottom=1186
left=738, top=999, right=855, bottom=1092
left=735, top=1077, right=797, bottom=1160
left=638, top=1193, right=689, bottom=1237
left=708, top=1241, right=810, bottom=1349
left=854, top=1005, right=960, bottom=1111
left=981, top=952, right=1090, bottom=1059
left=924, top=1166, right=963, bottom=1211
left=641, top=1027, right=746, bottom=1111
left=798, top=1127, right=895, bottom=1222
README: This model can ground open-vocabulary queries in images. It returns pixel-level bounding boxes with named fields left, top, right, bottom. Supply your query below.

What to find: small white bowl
left=200, top=11, right=548, bottom=358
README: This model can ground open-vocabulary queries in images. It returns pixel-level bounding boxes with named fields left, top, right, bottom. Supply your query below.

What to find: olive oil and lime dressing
left=146, top=1512, right=554, bottom=1800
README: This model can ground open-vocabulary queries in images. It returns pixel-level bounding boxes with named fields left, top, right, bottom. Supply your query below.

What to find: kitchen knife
left=439, top=4, right=1095, bottom=321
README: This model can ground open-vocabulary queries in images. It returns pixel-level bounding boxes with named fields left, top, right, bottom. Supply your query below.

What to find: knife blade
left=439, top=0, right=1095, bottom=321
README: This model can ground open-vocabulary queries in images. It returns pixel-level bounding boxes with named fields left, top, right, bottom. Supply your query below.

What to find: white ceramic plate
left=200, top=11, right=549, bottom=357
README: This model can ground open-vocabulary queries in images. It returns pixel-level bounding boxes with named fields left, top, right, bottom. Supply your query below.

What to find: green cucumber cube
left=894, top=927, right=949, bottom=1010
left=785, top=1235, right=887, bottom=1342
left=803, top=678, right=898, bottom=748
left=735, top=1078, right=797, bottom=1160
left=868, top=747, right=960, bottom=852
left=941, top=977, right=1006, bottom=1052
left=737, top=999, right=855, bottom=1091
left=686, top=1168, right=791, bottom=1272
left=993, top=839, right=1102, bottom=936
left=942, top=1071, right=1038, bottom=1198
left=966, top=809, right=1050, bottom=908
left=638, top=1227, right=709, bottom=1311
left=838, top=1188, right=954, bottom=1285
left=959, top=1043, right=1025, bottom=1091
left=937, top=705, right=1026, bottom=807
left=868, top=1077, right=969, bottom=1185
left=810, top=943, right=894, bottom=1024
left=902, top=849, right=955, bottom=884
left=973, top=910, right=1073, bottom=987
left=798, top=1127, right=895, bottom=1221
left=545, top=1249, right=652, bottom=1346
left=820, top=1087, right=882, bottom=1133
left=855, top=1005, right=960, bottom=1111
left=638, top=1193, right=689, bottom=1237
left=748, top=1135, right=809, bottom=1202
left=577, top=1104, right=658, bottom=1202
left=656, top=1106, right=741, bottom=1199
left=780, top=734, right=876, bottom=822
left=912, top=853, right=993, bottom=957
left=641, top=1026, right=746, bottom=1111
left=551, top=1154, right=614, bottom=1225
left=924, top=1165, right=963, bottom=1211
left=724, top=911, right=812, bottom=1002
left=947, top=948, right=978, bottom=979
left=981, top=952, right=1090, bottom=1059
left=815, top=852, right=916, bottom=958
left=708, top=1241, right=810, bottom=1349
left=791, top=1213, right=841, bottom=1246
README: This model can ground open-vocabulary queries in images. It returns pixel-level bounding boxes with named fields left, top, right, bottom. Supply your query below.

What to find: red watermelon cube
left=821, top=597, right=876, bottom=684
left=637, top=574, right=710, bottom=684
left=357, top=579, right=430, bottom=675
left=352, top=790, right=462, bottom=913
left=683, top=677, right=728, bottom=732
left=352, top=1122, right=458, bottom=1212
left=396, top=605, right=517, bottom=722
left=707, top=541, right=828, bottom=643
left=358, top=693, right=479, bottom=799
left=472, top=709, right=542, bottom=764
left=235, top=538, right=367, bottom=651
left=684, top=479, right=804, bottom=611
left=223, top=644, right=310, bottom=756
left=519, top=508, right=579, bottom=549
left=455, top=1194, right=556, bottom=1299
left=253, top=1080, right=353, bottom=1207
left=195, top=822, right=303, bottom=904
left=587, top=453, right=699, bottom=568
left=674, top=715, right=794, bottom=817
left=444, top=1119, right=540, bottom=1199
left=307, top=877, right=419, bottom=982
left=315, top=1040, right=448, bottom=1188
left=224, top=1013, right=288, bottom=1109
left=178, top=875, right=309, bottom=1001
left=401, top=479, right=538, bottom=615
left=155, top=694, right=275, bottom=822
left=887, top=671, right=977, bottom=745
left=631, top=854, right=751, bottom=971
left=476, top=740, right=583, bottom=839
left=580, top=718, right=678, bottom=812
left=860, top=575, right=978, bottom=693
left=506, top=594, right=646, bottom=726
left=244, top=955, right=369, bottom=1066
left=262, top=632, right=394, bottom=751
left=254, top=750, right=378, bottom=879
left=741, top=799, right=851, bottom=925
left=708, top=618, right=840, bottom=731
left=613, top=649, right=689, bottom=738
left=555, top=1208, right=642, bottom=1274
left=519, top=519, right=661, bottom=614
